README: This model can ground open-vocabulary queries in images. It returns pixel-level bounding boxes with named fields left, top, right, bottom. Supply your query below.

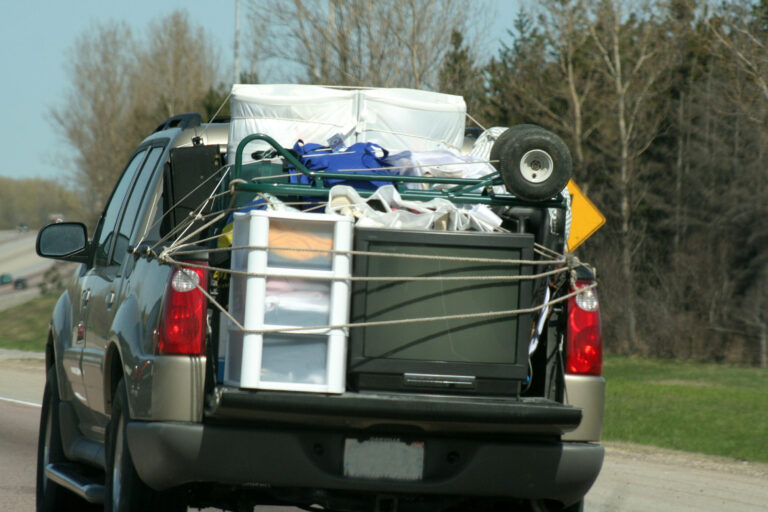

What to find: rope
left=172, top=91, right=232, bottom=151
left=171, top=243, right=565, bottom=266
left=228, top=283, right=596, bottom=335
left=156, top=248, right=596, bottom=339
left=288, top=159, right=499, bottom=174
left=361, top=127, right=462, bottom=151
left=160, top=255, right=570, bottom=283
left=137, top=163, right=231, bottom=250
left=229, top=114, right=346, bottom=128
left=149, top=218, right=596, bottom=341
left=465, top=112, right=488, bottom=133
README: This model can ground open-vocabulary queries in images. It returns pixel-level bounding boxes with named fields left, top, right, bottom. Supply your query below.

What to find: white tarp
left=356, top=88, right=466, bottom=151
left=227, top=84, right=466, bottom=165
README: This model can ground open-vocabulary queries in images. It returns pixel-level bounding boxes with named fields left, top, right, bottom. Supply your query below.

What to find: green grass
left=0, top=294, right=58, bottom=352
left=603, top=355, right=768, bottom=462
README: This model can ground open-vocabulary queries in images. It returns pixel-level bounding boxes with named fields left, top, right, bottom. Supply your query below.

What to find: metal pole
left=234, top=0, right=241, bottom=85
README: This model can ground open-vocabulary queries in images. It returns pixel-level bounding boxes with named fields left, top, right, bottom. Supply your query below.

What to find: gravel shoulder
left=602, top=440, right=768, bottom=479
left=0, top=349, right=45, bottom=405
left=588, top=441, right=768, bottom=512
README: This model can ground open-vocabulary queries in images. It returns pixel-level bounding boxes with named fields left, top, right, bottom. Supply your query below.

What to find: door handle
left=82, top=289, right=91, bottom=307
left=105, top=292, right=116, bottom=309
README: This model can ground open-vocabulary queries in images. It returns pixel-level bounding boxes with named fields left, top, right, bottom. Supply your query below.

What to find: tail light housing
left=566, top=279, right=602, bottom=375
left=157, top=263, right=208, bottom=355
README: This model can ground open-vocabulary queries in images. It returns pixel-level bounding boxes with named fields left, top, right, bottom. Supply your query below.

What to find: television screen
left=349, top=228, right=535, bottom=393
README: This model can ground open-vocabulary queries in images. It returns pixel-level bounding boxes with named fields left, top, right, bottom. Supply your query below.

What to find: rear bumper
left=563, top=375, right=605, bottom=442
left=127, top=389, right=602, bottom=504
left=127, top=421, right=603, bottom=505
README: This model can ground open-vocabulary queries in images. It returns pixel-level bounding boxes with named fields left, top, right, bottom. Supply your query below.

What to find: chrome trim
left=45, top=463, right=105, bottom=504
left=404, top=373, right=476, bottom=389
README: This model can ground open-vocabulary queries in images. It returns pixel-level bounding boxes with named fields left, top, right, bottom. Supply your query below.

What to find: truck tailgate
left=206, top=388, right=581, bottom=436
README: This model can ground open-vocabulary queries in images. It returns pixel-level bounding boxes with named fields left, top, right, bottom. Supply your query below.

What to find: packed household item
left=326, top=184, right=502, bottom=232
left=384, top=149, right=497, bottom=190
left=228, top=84, right=466, bottom=166
left=223, top=209, right=353, bottom=393
left=288, top=140, right=394, bottom=190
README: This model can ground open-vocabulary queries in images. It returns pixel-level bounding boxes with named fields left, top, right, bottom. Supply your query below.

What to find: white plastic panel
left=261, top=334, right=328, bottom=385
left=264, top=277, right=331, bottom=327
left=267, top=218, right=335, bottom=270
left=225, top=209, right=353, bottom=393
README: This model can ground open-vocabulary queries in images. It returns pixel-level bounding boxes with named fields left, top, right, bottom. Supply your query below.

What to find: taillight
left=157, top=263, right=208, bottom=355
left=566, top=279, right=602, bottom=375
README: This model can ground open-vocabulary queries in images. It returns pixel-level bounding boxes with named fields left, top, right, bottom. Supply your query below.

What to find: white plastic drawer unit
left=224, top=209, right=354, bottom=393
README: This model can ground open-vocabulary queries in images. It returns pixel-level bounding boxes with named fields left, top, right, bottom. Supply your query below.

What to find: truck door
left=77, top=148, right=154, bottom=433
left=60, top=269, right=92, bottom=412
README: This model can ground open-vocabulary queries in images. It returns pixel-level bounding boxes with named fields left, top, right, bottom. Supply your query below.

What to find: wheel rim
left=519, top=149, right=554, bottom=184
left=112, top=419, right=124, bottom=508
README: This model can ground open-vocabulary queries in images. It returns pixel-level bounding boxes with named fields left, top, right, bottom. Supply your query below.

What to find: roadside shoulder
left=603, top=441, right=768, bottom=478
left=0, top=348, right=45, bottom=371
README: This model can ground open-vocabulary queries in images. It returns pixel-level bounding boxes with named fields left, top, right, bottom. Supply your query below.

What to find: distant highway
left=0, top=229, right=70, bottom=311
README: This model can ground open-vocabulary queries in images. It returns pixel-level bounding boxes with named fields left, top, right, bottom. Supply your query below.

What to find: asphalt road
left=0, top=230, right=55, bottom=311
left=1, top=353, right=767, bottom=512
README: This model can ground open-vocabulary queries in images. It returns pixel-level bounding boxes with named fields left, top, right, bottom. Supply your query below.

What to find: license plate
left=343, top=438, right=424, bottom=481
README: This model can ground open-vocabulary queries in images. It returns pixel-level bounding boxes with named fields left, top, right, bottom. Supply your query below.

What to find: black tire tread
left=490, top=124, right=572, bottom=201
left=36, top=366, right=92, bottom=511
left=105, top=379, right=186, bottom=512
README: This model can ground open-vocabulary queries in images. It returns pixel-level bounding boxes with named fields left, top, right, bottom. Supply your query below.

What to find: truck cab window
left=93, top=149, right=148, bottom=267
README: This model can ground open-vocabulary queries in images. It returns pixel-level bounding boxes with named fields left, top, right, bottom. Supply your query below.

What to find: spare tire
left=490, top=124, right=572, bottom=201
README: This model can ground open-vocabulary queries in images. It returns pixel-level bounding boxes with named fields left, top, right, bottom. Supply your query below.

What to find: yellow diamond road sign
left=567, top=179, right=605, bottom=252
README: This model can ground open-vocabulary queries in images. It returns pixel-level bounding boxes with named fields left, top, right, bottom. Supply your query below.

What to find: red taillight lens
left=566, top=279, right=602, bottom=376
left=157, top=264, right=208, bottom=355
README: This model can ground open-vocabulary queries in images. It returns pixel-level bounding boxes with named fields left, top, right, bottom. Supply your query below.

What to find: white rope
left=229, top=114, right=346, bottom=128
left=171, top=243, right=565, bottom=266
left=161, top=255, right=570, bottom=283
left=151, top=219, right=595, bottom=339
left=166, top=168, right=232, bottom=252
left=288, top=160, right=499, bottom=175
left=361, top=127, right=462, bottom=151
left=231, top=283, right=596, bottom=335
left=172, top=91, right=233, bottom=150
left=138, top=163, right=231, bottom=250
left=465, top=112, right=488, bottom=133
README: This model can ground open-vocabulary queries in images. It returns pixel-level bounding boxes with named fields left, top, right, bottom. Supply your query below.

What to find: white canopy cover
left=227, top=84, right=466, bottom=164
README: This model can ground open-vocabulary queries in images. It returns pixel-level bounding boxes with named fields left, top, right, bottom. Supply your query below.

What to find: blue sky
left=0, top=0, right=520, bottom=183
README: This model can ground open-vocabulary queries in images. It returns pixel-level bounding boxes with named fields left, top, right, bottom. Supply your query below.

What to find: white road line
left=0, top=396, right=41, bottom=408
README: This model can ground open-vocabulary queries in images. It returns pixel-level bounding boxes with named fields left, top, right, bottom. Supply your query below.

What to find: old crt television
left=349, top=228, right=535, bottom=395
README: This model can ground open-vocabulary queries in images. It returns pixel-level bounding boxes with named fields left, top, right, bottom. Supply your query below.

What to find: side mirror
left=36, top=222, right=90, bottom=263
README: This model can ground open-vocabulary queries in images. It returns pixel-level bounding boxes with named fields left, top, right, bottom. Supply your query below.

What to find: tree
left=246, top=0, right=487, bottom=89
left=51, top=11, right=223, bottom=224
left=484, top=2, right=603, bottom=181
left=51, top=21, right=136, bottom=216
left=438, top=30, right=484, bottom=118
left=587, top=0, right=672, bottom=351
left=0, top=177, right=82, bottom=230
left=128, top=11, right=221, bottom=138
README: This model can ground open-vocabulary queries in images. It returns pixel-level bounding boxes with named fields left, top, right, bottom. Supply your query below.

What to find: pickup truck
left=35, top=87, right=604, bottom=512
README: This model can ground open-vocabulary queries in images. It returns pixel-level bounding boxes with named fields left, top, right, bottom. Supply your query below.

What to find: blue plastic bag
left=289, top=140, right=394, bottom=190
